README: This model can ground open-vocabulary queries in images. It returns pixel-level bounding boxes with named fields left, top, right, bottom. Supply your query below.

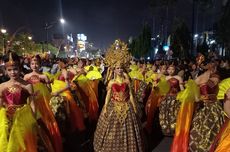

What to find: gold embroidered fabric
left=113, top=102, right=129, bottom=124
left=8, top=85, right=21, bottom=94
left=49, top=96, right=65, bottom=114
left=112, top=92, right=128, bottom=103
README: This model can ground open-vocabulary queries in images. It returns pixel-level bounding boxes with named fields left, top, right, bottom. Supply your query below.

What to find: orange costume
left=27, top=75, right=63, bottom=152
left=0, top=84, right=54, bottom=152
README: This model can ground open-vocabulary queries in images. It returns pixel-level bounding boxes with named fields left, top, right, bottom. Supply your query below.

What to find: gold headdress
left=217, top=78, right=230, bottom=100
left=105, top=39, right=131, bottom=68
left=5, top=52, right=18, bottom=67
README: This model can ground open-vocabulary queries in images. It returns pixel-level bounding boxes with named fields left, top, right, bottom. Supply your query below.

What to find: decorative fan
left=217, top=78, right=230, bottom=100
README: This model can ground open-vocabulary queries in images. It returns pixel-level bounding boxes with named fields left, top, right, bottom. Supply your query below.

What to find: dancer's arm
left=102, top=80, right=113, bottom=114
left=224, top=89, right=230, bottom=118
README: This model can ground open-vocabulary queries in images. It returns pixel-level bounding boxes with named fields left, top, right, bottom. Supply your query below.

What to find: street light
left=44, top=18, right=65, bottom=52
left=1, top=28, right=7, bottom=55
left=1, top=28, right=6, bottom=34
left=28, top=36, right=32, bottom=40
left=60, top=18, right=65, bottom=24
left=194, top=34, right=198, bottom=38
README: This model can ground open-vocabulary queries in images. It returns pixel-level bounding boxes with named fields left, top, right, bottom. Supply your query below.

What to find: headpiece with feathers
left=105, top=39, right=131, bottom=68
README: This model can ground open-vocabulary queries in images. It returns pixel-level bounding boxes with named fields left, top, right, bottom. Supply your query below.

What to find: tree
left=52, top=38, right=65, bottom=57
left=9, top=33, right=37, bottom=55
left=171, top=18, right=191, bottom=58
left=150, top=0, right=178, bottom=42
left=129, top=23, right=152, bottom=58
left=217, top=0, right=230, bottom=57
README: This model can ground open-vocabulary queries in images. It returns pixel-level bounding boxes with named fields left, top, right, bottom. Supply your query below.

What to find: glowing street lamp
left=28, top=36, right=32, bottom=40
left=1, top=28, right=7, bottom=34
left=194, top=34, right=198, bottom=38
left=44, top=18, right=66, bottom=52
left=1, top=28, right=7, bottom=55
left=60, top=18, right=65, bottom=24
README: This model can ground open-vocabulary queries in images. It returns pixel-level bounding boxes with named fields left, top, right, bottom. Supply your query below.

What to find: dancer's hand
left=102, top=106, right=107, bottom=115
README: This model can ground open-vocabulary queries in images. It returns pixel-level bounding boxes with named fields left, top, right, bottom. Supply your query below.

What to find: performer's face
left=30, top=60, right=40, bottom=71
left=167, top=66, right=175, bottom=76
left=160, top=65, right=167, bottom=74
left=78, top=60, right=83, bottom=68
left=152, top=65, right=157, bottom=72
left=6, top=65, right=20, bottom=79
left=115, top=65, right=123, bottom=76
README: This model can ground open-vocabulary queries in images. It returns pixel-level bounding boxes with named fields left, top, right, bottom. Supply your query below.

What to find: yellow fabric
left=43, top=71, right=61, bottom=81
left=84, top=65, right=91, bottom=72
left=171, top=79, right=200, bottom=152
left=214, top=121, right=230, bottom=152
left=217, top=78, right=230, bottom=100
left=176, top=79, right=200, bottom=103
left=72, top=74, right=88, bottom=84
left=158, top=76, right=170, bottom=96
left=86, top=69, right=102, bottom=80
left=128, top=70, right=144, bottom=81
left=51, top=80, right=85, bottom=131
left=51, top=80, right=68, bottom=96
left=145, top=70, right=154, bottom=84
left=0, top=108, right=8, bottom=152
left=147, top=64, right=152, bottom=69
left=0, top=105, right=37, bottom=152
left=33, top=83, right=63, bottom=152
left=129, top=64, right=138, bottom=71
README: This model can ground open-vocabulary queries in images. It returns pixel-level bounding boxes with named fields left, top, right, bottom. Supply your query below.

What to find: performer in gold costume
left=93, top=40, right=144, bottom=152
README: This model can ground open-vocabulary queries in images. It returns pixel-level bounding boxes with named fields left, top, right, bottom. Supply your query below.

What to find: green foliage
left=129, top=23, right=152, bottom=58
left=171, top=18, right=191, bottom=58
left=0, top=32, right=59, bottom=55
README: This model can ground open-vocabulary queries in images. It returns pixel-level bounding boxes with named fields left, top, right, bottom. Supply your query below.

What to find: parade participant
left=159, top=64, right=184, bottom=136
left=210, top=78, right=230, bottom=152
left=145, top=64, right=157, bottom=85
left=50, top=59, right=85, bottom=135
left=145, top=64, right=169, bottom=133
left=94, top=40, right=144, bottom=152
left=0, top=52, right=54, bottom=152
left=196, top=53, right=206, bottom=76
left=189, top=61, right=225, bottom=152
left=86, top=60, right=102, bottom=97
left=171, top=79, right=200, bottom=152
left=72, top=59, right=99, bottom=121
left=24, top=55, right=63, bottom=152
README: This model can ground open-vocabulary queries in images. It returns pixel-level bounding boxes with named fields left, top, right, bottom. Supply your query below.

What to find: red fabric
left=145, top=88, right=161, bottom=133
left=112, top=83, right=128, bottom=92
left=2, top=85, right=29, bottom=105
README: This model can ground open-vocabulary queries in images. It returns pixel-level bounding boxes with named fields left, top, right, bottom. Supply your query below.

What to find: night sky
left=0, top=0, right=224, bottom=48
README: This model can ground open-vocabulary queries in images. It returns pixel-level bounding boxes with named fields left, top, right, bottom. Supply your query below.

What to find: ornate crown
left=105, top=39, right=131, bottom=68
left=5, top=52, right=18, bottom=67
